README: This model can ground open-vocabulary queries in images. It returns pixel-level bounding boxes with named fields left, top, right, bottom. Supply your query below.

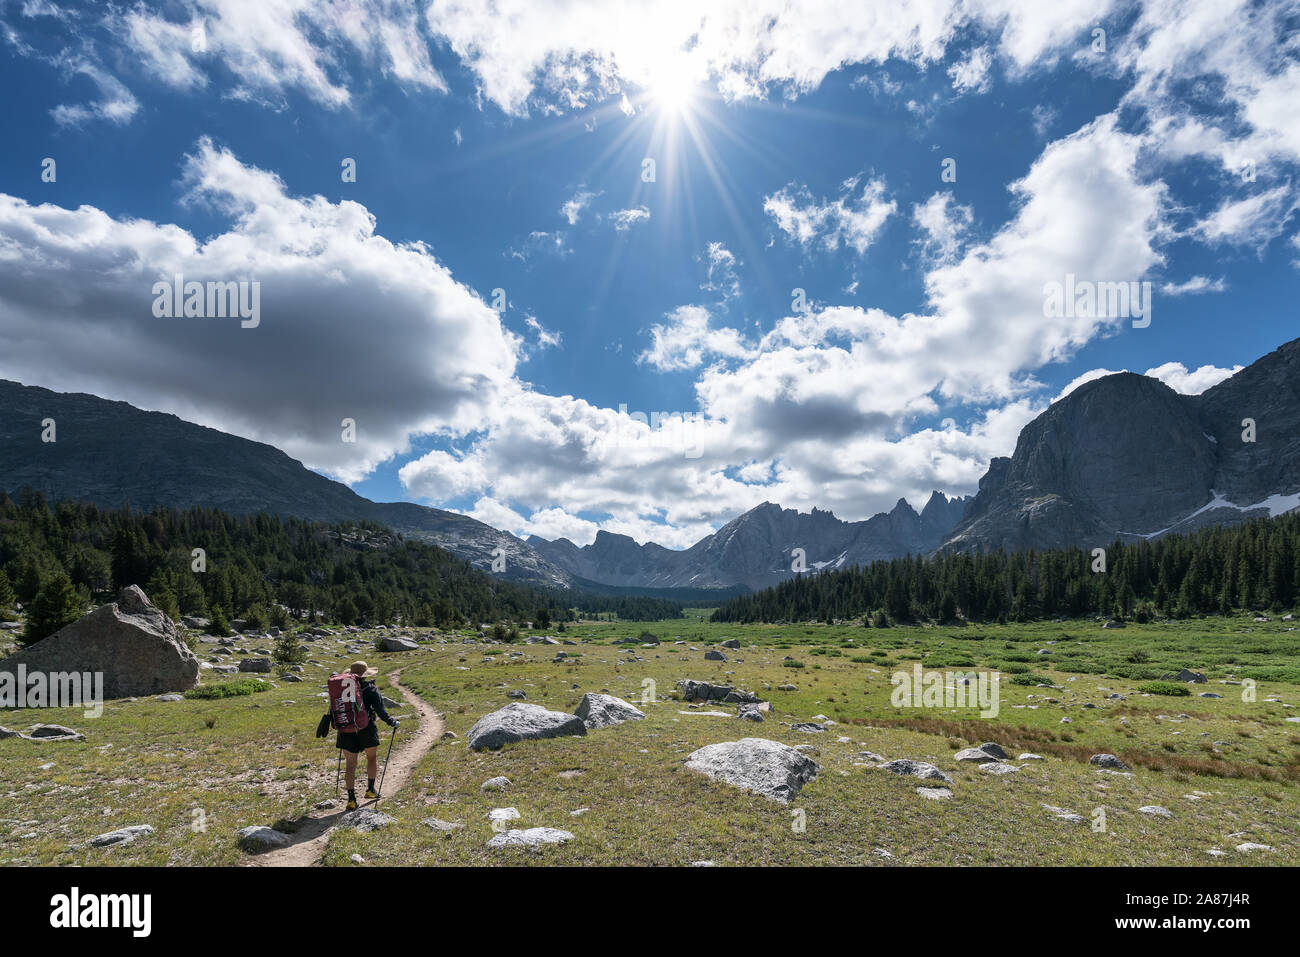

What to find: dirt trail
left=245, top=670, right=443, bottom=867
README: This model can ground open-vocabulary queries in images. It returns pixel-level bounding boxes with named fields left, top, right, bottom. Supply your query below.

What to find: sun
left=649, top=68, right=697, bottom=116
left=640, top=53, right=701, bottom=117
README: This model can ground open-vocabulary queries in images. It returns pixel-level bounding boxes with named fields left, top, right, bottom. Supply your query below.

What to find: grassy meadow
left=2, top=610, right=1298, bottom=866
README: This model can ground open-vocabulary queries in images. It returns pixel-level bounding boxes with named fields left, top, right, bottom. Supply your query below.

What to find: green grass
left=183, top=677, right=274, bottom=700
left=3, top=613, right=1299, bottom=866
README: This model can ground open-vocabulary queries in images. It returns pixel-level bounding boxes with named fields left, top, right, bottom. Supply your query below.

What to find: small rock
left=1089, top=753, right=1130, bottom=771
left=237, top=826, right=290, bottom=849
left=88, top=824, right=154, bottom=848
left=880, top=759, right=953, bottom=784
left=916, top=787, right=952, bottom=800
left=487, top=827, right=573, bottom=848
left=338, top=808, right=394, bottom=832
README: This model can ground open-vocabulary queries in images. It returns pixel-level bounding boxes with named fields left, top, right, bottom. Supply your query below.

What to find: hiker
left=326, top=661, right=399, bottom=811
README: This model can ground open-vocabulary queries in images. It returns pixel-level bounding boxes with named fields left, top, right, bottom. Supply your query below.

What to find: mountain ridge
left=939, top=336, right=1300, bottom=552
left=0, top=379, right=572, bottom=589
left=529, top=492, right=970, bottom=591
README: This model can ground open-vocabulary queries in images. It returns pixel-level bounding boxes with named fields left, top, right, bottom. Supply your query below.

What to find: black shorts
left=336, top=722, right=381, bottom=754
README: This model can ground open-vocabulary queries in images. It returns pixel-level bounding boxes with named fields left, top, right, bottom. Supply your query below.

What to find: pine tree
left=0, top=569, right=14, bottom=611
left=22, top=571, right=83, bottom=646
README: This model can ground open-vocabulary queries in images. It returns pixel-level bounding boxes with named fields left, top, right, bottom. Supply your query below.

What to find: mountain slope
left=530, top=492, right=970, bottom=591
left=0, top=380, right=571, bottom=588
left=941, top=337, right=1300, bottom=552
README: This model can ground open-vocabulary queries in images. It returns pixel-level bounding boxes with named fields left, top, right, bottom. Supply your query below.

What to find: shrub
left=1137, top=681, right=1191, bottom=696
left=268, top=603, right=291, bottom=630
left=1010, top=672, right=1051, bottom=686
left=783, top=659, right=805, bottom=669
left=207, top=607, right=231, bottom=636
left=244, top=603, right=268, bottom=633
left=273, top=631, right=307, bottom=672
left=184, top=678, right=272, bottom=700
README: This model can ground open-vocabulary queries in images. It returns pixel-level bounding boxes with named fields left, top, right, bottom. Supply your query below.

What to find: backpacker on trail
left=328, top=671, right=371, bottom=733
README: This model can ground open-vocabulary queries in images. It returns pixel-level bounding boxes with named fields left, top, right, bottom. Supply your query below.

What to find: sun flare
left=644, top=59, right=699, bottom=116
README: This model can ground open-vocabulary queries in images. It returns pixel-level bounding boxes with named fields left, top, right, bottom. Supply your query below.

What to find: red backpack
left=328, top=672, right=371, bottom=733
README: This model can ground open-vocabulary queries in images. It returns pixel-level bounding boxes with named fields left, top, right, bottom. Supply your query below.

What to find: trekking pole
left=375, top=724, right=398, bottom=804
left=335, top=747, right=342, bottom=795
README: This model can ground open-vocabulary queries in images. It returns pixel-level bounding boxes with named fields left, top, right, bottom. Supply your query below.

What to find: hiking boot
left=364, top=788, right=378, bottom=799
left=345, top=798, right=358, bottom=811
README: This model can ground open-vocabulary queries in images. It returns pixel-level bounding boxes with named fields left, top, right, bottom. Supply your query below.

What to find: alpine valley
left=3, top=336, right=1298, bottom=594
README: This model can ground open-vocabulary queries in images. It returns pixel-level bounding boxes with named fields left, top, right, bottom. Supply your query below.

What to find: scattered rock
left=979, top=762, right=1021, bottom=775
left=1041, top=804, right=1086, bottom=825
left=423, top=818, right=463, bottom=833
left=684, top=737, right=820, bottom=803
left=338, top=808, right=394, bottom=832
left=677, top=679, right=736, bottom=702
left=25, top=724, right=85, bottom=741
left=237, top=826, right=291, bottom=850
left=466, top=703, right=587, bottom=751
left=239, top=658, right=272, bottom=673
left=88, top=824, right=154, bottom=848
left=916, top=787, right=952, bottom=800
left=487, top=827, right=573, bottom=848
left=1138, top=805, right=1173, bottom=818
left=481, top=776, right=512, bottom=792
left=1089, top=753, right=1130, bottom=771
left=880, top=759, right=952, bottom=784
left=377, top=636, right=418, bottom=652
left=574, top=692, right=645, bottom=729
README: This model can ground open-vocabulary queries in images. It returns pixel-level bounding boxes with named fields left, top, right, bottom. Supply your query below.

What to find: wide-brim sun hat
left=350, top=661, right=378, bottom=678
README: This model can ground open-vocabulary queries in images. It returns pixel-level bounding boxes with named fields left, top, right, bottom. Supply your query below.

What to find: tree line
left=0, top=490, right=681, bottom=644
left=711, top=512, right=1300, bottom=625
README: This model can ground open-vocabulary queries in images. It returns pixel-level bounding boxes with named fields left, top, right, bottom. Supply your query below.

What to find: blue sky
left=1, top=0, right=1298, bottom=548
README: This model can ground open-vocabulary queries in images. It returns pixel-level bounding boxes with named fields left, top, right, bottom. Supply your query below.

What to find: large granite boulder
left=574, top=692, right=645, bottom=729
left=378, top=635, right=419, bottom=652
left=0, top=586, right=199, bottom=698
left=684, top=738, right=820, bottom=803
left=467, top=702, right=587, bottom=751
